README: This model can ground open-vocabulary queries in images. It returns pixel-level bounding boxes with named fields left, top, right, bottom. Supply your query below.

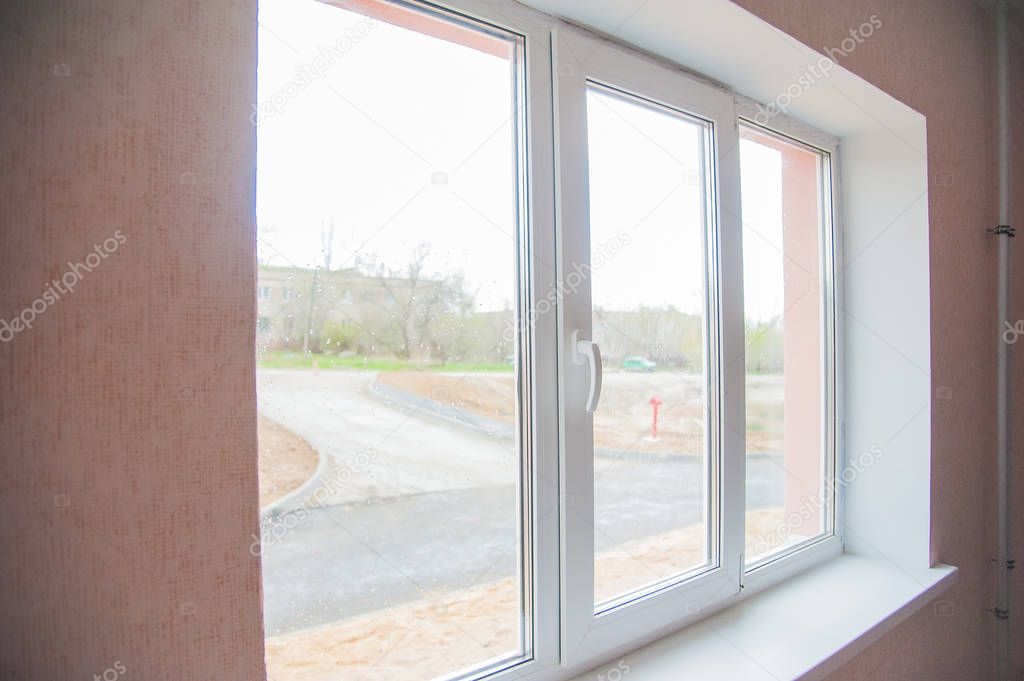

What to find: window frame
left=581, top=81, right=722, bottom=612
left=733, top=96, right=844, bottom=593
left=380, top=0, right=565, bottom=678
left=256, top=1, right=561, bottom=679
left=552, top=24, right=745, bottom=667
left=255, top=1, right=845, bottom=680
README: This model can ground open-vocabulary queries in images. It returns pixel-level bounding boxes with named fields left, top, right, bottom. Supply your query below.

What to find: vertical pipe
left=995, top=1, right=1012, bottom=679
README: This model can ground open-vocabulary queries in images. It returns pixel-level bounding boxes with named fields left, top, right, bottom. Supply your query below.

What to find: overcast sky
left=255, top=0, right=793, bottom=322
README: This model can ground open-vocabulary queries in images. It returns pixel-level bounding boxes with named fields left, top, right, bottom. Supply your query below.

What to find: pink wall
left=732, top=1, right=1024, bottom=678
left=0, top=1, right=264, bottom=679
left=778, top=145, right=823, bottom=537
left=0, top=0, right=1020, bottom=679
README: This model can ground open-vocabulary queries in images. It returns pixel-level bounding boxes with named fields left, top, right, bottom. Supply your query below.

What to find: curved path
left=257, top=369, right=784, bottom=636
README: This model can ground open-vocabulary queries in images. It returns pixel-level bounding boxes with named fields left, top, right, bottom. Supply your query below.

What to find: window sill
left=569, top=555, right=957, bottom=681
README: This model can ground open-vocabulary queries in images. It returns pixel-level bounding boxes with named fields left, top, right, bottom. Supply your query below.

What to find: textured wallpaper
left=0, top=1, right=264, bottom=679
left=0, top=0, right=1021, bottom=680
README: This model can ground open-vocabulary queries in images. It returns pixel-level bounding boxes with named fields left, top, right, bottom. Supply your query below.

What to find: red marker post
left=649, top=396, right=663, bottom=440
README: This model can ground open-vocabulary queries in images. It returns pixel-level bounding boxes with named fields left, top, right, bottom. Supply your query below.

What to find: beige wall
left=0, top=0, right=1020, bottom=680
left=0, top=1, right=264, bottom=679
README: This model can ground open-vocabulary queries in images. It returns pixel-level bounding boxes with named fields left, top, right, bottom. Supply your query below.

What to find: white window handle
left=571, top=330, right=603, bottom=413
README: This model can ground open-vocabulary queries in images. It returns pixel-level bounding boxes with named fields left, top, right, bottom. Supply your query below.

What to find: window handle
left=572, top=330, right=603, bottom=413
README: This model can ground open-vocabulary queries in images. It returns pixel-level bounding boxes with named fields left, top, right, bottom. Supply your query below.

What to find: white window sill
left=570, top=555, right=957, bottom=681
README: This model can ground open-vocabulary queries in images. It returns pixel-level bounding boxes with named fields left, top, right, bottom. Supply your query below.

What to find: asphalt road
left=256, top=369, right=784, bottom=636
left=258, top=370, right=516, bottom=507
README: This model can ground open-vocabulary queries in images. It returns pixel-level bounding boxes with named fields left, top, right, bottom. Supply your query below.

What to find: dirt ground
left=258, top=415, right=320, bottom=508
left=379, top=370, right=517, bottom=424
left=378, top=370, right=783, bottom=453
left=265, top=508, right=786, bottom=681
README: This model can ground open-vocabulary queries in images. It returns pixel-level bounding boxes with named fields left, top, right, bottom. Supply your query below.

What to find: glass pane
left=586, top=85, right=714, bottom=608
left=739, top=124, right=830, bottom=567
left=254, top=1, right=529, bottom=679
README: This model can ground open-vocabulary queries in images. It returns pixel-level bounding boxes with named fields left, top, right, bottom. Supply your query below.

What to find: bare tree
left=302, top=218, right=337, bottom=354
left=321, top=218, right=335, bottom=271
left=368, top=244, right=474, bottom=362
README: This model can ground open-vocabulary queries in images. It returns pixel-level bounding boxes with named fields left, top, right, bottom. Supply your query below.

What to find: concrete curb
left=259, top=413, right=331, bottom=521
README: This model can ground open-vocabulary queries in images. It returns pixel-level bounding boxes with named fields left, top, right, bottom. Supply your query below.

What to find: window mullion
left=717, top=113, right=748, bottom=589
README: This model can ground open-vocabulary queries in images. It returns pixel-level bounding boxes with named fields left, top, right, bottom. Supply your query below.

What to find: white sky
left=587, top=88, right=706, bottom=313
left=255, top=0, right=789, bottom=321
left=739, top=139, right=786, bottom=323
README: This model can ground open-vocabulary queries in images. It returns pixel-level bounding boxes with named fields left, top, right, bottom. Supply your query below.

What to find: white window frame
left=387, top=2, right=563, bottom=680
left=280, top=1, right=845, bottom=680
left=733, top=96, right=843, bottom=593
left=552, top=25, right=745, bottom=666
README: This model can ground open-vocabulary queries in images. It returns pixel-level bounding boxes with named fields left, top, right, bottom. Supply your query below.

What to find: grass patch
left=257, top=351, right=513, bottom=373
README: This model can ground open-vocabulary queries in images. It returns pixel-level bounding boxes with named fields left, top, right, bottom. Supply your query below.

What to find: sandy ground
left=258, top=415, right=320, bottom=508
left=266, top=577, right=520, bottom=681
left=378, top=370, right=783, bottom=454
left=265, top=508, right=786, bottom=681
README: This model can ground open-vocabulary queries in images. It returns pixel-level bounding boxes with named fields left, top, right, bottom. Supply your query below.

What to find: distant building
left=256, top=264, right=511, bottom=363
left=256, top=264, right=418, bottom=352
